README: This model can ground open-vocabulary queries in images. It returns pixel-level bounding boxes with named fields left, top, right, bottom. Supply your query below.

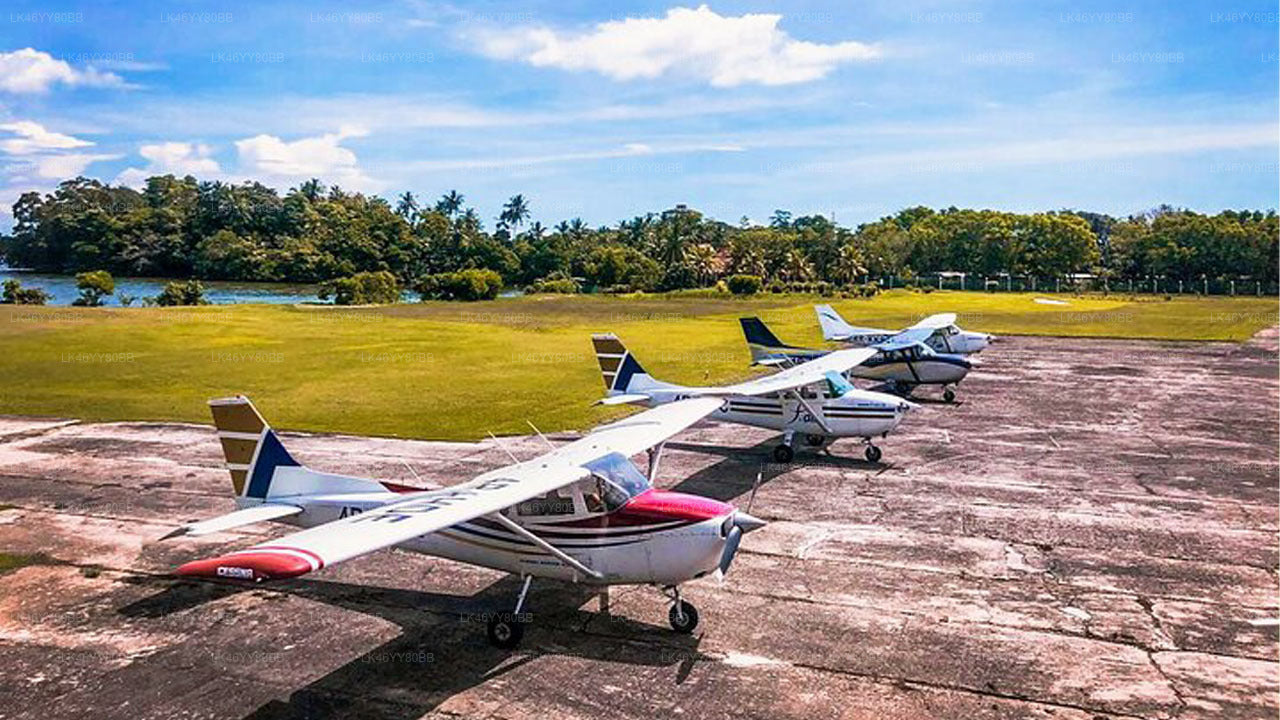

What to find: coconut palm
left=435, top=190, right=465, bottom=217
left=499, top=194, right=530, bottom=232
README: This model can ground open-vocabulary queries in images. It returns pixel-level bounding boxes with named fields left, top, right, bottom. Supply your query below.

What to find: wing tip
left=176, top=550, right=316, bottom=582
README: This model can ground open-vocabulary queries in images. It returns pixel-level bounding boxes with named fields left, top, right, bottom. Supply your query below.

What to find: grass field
left=1, top=290, right=1275, bottom=440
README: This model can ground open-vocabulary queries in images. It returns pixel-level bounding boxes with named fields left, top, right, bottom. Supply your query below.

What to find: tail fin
left=209, top=395, right=398, bottom=500
left=209, top=396, right=300, bottom=499
left=815, top=304, right=857, bottom=340
left=739, top=317, right=789, bottom=349
left=592, top=334, right=673, bottom=395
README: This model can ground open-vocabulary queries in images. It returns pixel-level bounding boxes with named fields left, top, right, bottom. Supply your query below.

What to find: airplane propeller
left=717, top=510, right=766, bottom=578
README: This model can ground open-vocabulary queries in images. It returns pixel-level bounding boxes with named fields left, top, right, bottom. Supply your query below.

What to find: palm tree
left=526, top=221, right=546, bottom=241
left=499, top=194, right=530, bottom=231
left=684, top=243, right=719, bottom=286
left=395, top=191, right=419, bottom=221
left=833, top=244, right=868, bottom=285
left=435, top=190, right=464, bottom=217
left=298, top=178, right=324, bottom=202
left=769, top=209, right=792, bottom=228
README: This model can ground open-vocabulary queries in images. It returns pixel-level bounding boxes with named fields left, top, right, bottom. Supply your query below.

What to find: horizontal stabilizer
left=595, top=393, right=651, bottom=406
left=161, top=503, right=303, bottom=539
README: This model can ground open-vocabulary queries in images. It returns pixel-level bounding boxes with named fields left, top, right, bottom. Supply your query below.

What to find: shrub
left=117, top=294, right=137, bottom=307
left=528, top=277, right=579, bottom=294
left=72, top=270, right=115, bottom=307
left=319, top=270, right=401, bottom=305
left=415, top=268, right=503, bottom=301
left=152, top=280, right=209, bottom=306
left=1, top=279, right=50, bottom=305
left=726, top=274, right=763, bottom=295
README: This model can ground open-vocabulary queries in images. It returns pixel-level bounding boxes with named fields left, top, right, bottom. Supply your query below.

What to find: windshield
left=582, top=452, right=650, bottom=511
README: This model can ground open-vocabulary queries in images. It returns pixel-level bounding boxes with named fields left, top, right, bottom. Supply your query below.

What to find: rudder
left=209, top=396, right=299, bottom=499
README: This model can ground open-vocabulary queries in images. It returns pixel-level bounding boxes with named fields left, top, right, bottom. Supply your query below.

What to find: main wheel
left=668, top=600, right=699, bottom=634
left=943, top=388, right=956, bottom=403
left=486, top=614, right=525, bottom=649
left=804, top=433, right=826, bottom=447
left=773, top=444, right=795, bottom=463
left=864, top=445, right=882, bottom=463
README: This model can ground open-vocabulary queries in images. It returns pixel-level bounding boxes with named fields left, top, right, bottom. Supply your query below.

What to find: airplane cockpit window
left=516, top=489, right=576, bottom=516
left=582, top=452, right=650, bottom=512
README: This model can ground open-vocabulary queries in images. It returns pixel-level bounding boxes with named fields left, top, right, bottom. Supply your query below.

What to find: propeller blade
left=718, top=525, right=743, bottom=577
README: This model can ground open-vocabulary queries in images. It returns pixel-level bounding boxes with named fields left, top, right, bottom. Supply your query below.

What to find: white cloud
left=401, top=140, right=743, bottom=172
left=32, top=153, right=120, bottom=179
left=234, top=127, right=377, bottom=190
left=0, top=120, right=117, bottom=180
left=0, top=48, right=126, bottom=94
left=468, top=5, right=880, bottom=87
left=0, top=120, right=92, bottom=154
left=115, top=142, right=221, bottom=186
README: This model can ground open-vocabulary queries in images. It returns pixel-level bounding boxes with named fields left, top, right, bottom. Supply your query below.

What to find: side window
left=516, top=489, right=576, bottom=517
left=582, top=479, right=607, bottom=514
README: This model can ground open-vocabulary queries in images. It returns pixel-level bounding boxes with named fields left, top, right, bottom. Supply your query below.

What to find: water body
left=0, top=271, right=322, bottom=306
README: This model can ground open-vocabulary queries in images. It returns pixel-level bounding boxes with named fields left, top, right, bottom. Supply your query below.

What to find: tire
left=773, top=444, right=795, bottom=463
left=804, top=434, right=826, bottom=447
left=943, top=388, right=956, bottom=403
left=486, top=614, right=525, bottom=649
left=668, top=600, right=699, bottom=634
left=864, top=445, right=882, bottom=463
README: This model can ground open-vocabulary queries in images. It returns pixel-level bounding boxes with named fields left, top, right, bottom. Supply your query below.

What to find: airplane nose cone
left=733, top=511, right=767, bottom=534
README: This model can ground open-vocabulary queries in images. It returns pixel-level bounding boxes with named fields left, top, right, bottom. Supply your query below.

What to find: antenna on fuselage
left=487, top=431, right=522, bottom=465
left=526, top=420, right=556, bottom=451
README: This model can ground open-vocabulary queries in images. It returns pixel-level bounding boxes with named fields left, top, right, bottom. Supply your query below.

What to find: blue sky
left=0, top=0, right=1276, bottom=230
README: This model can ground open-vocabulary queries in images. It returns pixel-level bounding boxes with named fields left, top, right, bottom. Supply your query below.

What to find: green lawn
left=1, top=291, right=1274, bottom=440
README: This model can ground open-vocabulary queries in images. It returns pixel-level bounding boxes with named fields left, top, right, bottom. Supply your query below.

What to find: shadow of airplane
left=118, top=572, right=708, bottom=720
left=662, top=438, right=890, bottom=503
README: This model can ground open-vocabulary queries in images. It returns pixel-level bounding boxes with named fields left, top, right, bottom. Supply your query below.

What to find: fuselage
left=239, top=485, right=737, bottom=587
left=638, top=386, right=911, bottom=439
left=837, top=325, right=993, bottom=355
left=751, top=345, right=970, bottom=388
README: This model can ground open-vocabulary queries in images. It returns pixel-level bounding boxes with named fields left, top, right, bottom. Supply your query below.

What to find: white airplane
left=740, top=317, right=972, bottom=403
left=815, top=304, right=995, bottom=355
left=167, top=395, right=765, bottom=648
left=592, top=334, right=914, bottom=464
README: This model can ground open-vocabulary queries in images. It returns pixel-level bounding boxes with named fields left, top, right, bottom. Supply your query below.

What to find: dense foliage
left=415, top=268, right=504, bottom=301
left=1, top=279, right=50, bottom=305
left=72, top=270, right=114, bottom=306
left=2, top=176, right=1275, bottom=293
left=150, top=280, right=208, bottom=306
left=318, top=270, right=401, bottom=305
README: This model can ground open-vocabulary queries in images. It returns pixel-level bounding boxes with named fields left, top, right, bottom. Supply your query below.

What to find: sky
left=0, top=0, right=1276, bottom=230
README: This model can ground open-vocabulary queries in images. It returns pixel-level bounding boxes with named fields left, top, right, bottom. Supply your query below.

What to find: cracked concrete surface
left=0, top=331, right=1275, bottom=719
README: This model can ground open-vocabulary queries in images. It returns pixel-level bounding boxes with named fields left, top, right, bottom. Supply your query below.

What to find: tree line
left=2, top=175, right=1275, bottom=295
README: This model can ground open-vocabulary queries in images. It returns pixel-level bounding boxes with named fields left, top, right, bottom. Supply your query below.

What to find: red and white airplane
left=167, top=395, right=764, bottom=648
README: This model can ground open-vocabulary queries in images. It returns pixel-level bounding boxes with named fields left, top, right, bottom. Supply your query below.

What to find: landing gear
left=663, top=586, right=700, bottom=634
left=942, top=387, right=956, bottom=404
left=803, top=433, right=828, bottom=447
left=864, top=444, right=882, bottom=463
left=486, top=575, right=532, bottom=649
left=774, top=431, right=796, bottom=463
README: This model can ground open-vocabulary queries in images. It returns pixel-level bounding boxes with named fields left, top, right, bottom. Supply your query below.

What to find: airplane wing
left=689, top=347, right=878, bottom=398
left=177, top=398, right=722, bottom=582
left=910, top=312, right=956, bottom=330
left=876, top=326, right=934, bottom=351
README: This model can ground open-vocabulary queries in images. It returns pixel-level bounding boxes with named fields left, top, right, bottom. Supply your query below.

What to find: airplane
left=815, top=304, right=995, bottom=355
left=166, top=395, right=766, bottom=649
left=740, top=316, right=972, bottom=403
left=592, top=333, right=914, bottom=464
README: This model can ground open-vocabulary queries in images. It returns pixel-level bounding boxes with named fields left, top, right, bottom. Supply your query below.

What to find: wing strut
left=489, top=512, right=604, bottom=581
left=788, top=390, right=833, bottom=434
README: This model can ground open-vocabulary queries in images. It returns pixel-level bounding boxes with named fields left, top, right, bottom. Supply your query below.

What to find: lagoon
left=0, top=271, right=322, bottom=306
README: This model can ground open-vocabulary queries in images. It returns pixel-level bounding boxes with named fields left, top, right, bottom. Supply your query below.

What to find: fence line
left=873, top=274, right=1278, bottom=296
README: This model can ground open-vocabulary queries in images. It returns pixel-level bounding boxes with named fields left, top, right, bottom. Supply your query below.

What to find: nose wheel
left=663, top=586, right=700, bottom=634
left=943, top=387, right=956, bottom=403
left=864, top=444, right=882, bottom=463
left=486, top=575, right=532, bottom=649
